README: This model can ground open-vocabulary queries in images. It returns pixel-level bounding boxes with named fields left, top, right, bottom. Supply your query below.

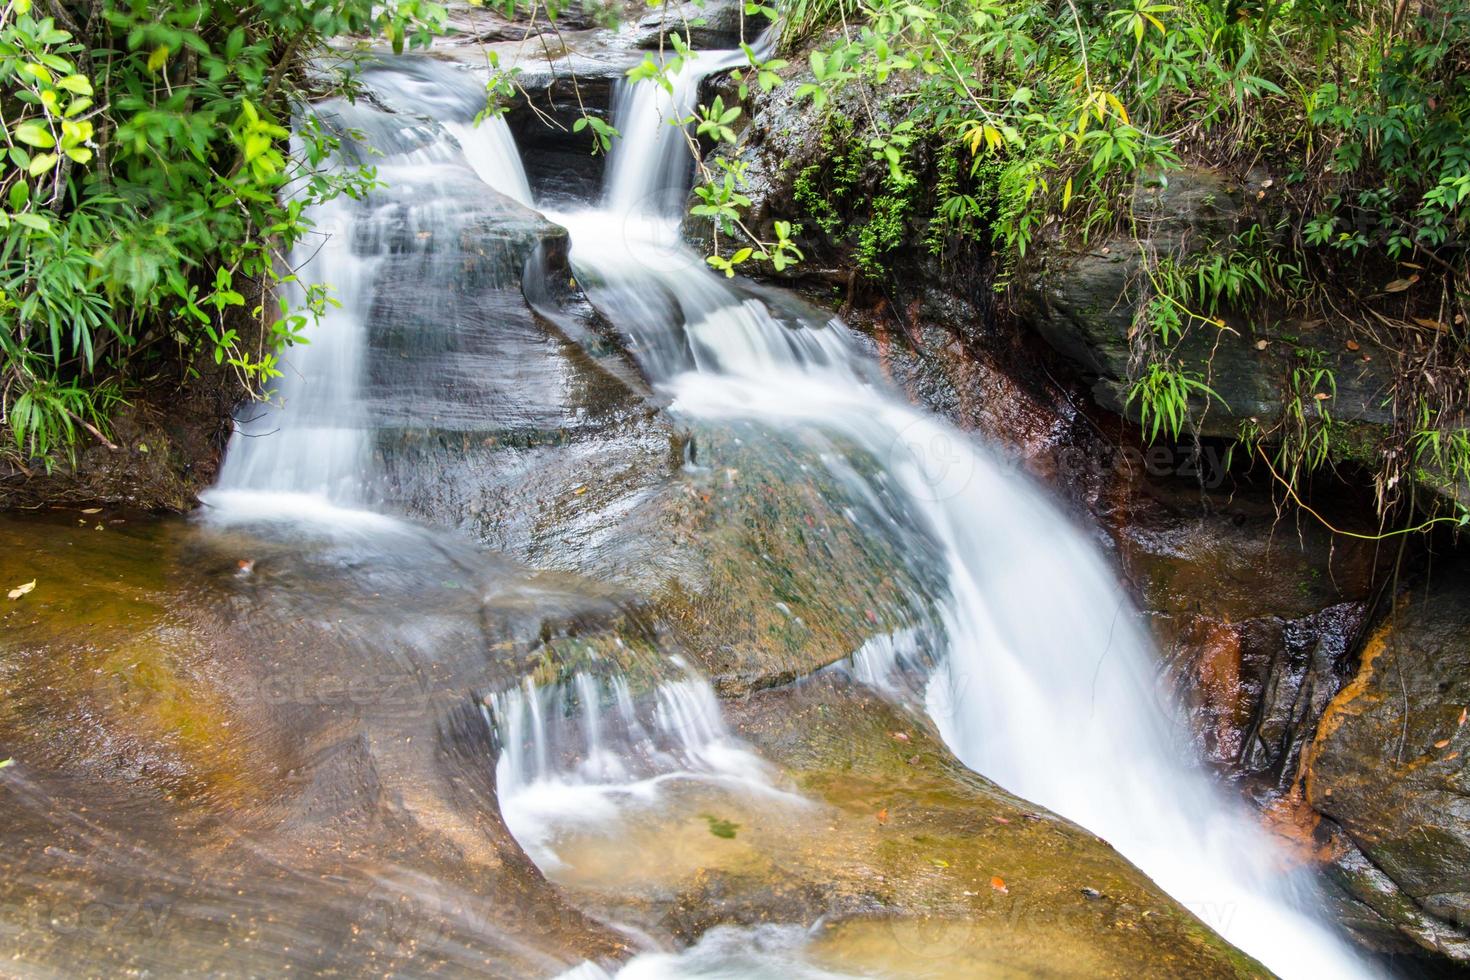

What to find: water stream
left=0, top=43, right=1376, bottom=980
left=547, top=47, right=1369, bottom=980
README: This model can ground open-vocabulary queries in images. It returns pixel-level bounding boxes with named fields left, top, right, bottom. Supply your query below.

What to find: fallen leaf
left=890, top=731, right=910, bottom=742
left=1412, top=317, right=1445, bottom=331
left=573, top=485, right=588, bottom=496
left=929, top=857, right=950, bottom=868
left=1383, top=275, right=1419, bottom=293
left=1448, top=753, right=1461, bottom=762
left=992, top=816, right=1011, bottom=824
left=1458, top=707, right=1466, bottom=727
left=7, top=580, right=36, bottom=600
left=1255, top=339, right=1268, bottom=351
left=990, top=876, right=1009, bottom=894
left=1435, top=739, right=1451, bottom=749
left=876, top=808, right=889, bottom=824
left=1314, top=392, right=1330, bottom=400
left=1345, top=340, right=1360, bottom=351
left=80, top=507, right=102, bottom=514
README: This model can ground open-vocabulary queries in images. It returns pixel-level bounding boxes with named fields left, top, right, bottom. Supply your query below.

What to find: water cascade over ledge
left=549, top=43, right=1369, bottom=980
left=128, top=37, right=1369, bottom=980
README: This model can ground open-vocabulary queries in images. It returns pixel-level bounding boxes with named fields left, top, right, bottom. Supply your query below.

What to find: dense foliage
left=760, top=0, right=1470, bottom=517
left=0, top=0, right=444, bottom=465
left=510, top=0, right=1467, bottom=520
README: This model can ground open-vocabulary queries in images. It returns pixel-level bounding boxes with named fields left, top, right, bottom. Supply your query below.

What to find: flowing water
left=0, top=44, right=1375, bottom=980
left=544, top=48, right=1370, bottom=980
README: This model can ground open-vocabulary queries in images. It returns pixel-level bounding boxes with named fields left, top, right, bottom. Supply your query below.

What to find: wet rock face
left=1012, top=167, right=1400, bottom=441
left=630, top=0, right=750, bottom=49
left=1109, top=478, right=1388, bottom=785
left=522, top=668, right=1265, bottom=977
left=1303, top=562, right=1470, bottom=960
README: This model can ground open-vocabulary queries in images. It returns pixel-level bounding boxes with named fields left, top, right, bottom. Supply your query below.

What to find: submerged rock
left=518, top=667, right=1266, bottom=976
left=0, top=512, right=634, bottom=975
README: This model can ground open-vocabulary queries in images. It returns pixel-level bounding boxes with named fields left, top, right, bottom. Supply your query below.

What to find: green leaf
left=14, top=121, right=55, bottom=149
left=26, top=152, right=57, bottom=176
left=56, top=75, right=92, bottom=96
left=12, top=212, right=51, bottom=231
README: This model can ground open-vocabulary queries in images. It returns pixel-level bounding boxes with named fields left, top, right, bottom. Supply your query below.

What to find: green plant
left=1126, top=361, right=1224, bottom=442
left=0, top=0, right=448, bottom=466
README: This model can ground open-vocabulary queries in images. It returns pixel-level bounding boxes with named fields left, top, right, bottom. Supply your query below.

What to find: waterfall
left=207, top=58, right=533, bottom=518
left=485, top=669, right=791, bottom=872
left=604, top=48, right=752, bottom=216
left=554, top=48, right=1368, bottom=980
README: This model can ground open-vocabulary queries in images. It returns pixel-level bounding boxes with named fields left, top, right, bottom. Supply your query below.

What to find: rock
left=641, top=422, right=942, bottom=691
left=630, top=0, right=751, bottom=49
left=1111, top=476, right=1390, bottom=784
left=1303, top=561, right=1470, bottom=961
left=512, top=664, right=1264, bottom=975
left=0, top=510, right=632, bottom=975
left=1013, top=168, right=1401, bottom=443
left=702, top=674, right=1265, bottom=976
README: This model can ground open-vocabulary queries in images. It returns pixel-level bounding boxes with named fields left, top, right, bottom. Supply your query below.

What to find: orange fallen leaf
left=1383, top=275, right=1419, bottom=293
left=1448, top=753, right=1461, bottom=762
left=1458, top=707, right=1466, bottom=727
left=1412, top=317, right=1445, bottom=331
left=876, top=808, right=889, bottom=824
left=990, top=876, right=1008, bottom=894
left=1435, top=739, right=1451, bottom=749
left=1345, top=340, right=1360, bottom=351
left=1314, top=392, right=1330, bottom=400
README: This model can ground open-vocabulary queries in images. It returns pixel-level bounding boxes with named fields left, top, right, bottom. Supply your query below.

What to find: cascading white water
left=604, top=48, right=752, bottom=216
left=207, top=59, right=533, bottom=517
left=486, top=668, right=790, bottom=871
left=554, top=46, right=1369, bottom=980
